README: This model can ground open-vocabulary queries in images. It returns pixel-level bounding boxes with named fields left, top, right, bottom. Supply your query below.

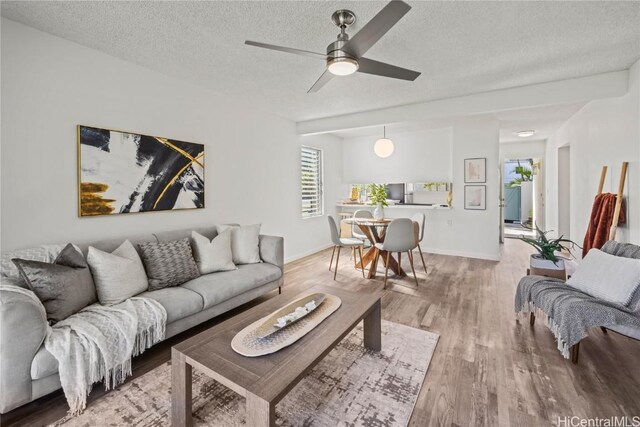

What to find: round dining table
left=342, top=218, right=407, bottom=279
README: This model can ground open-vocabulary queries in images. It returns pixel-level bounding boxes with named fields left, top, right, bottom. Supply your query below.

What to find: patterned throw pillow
left=567, top=249, right=640, bottom=306
left=1, top=244, right=71, bottom=282
left=139, top=238, right=200, bottom=290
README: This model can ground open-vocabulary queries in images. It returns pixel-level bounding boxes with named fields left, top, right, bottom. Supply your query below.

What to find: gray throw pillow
left=12, top=244, right=97, bottom=323
left=139, top=238, right=200, bottom=290
left=191, top=230, right=236, bottom=274
left=87, top=240, right=149, bottom=305
left=567, top=249, right=640, bottom=306
left=217, top=224, right=262, bottom=265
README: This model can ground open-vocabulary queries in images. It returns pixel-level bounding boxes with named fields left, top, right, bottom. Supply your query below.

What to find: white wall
left=442, top=117, right=500, bottom=260
left=545, top=58, right=640, bottom=250
left=557, top=146, right=571, bottom=239
left=341, top=127, right=452, bottom=183
left=0, top=19, right=344, bottom=262
left=340, top=118, right=500, bottom=260
left=499, top=140, right=546, bottom=161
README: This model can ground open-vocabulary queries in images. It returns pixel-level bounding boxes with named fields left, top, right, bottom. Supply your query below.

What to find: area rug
left=50, top=320, right=439, bottom=427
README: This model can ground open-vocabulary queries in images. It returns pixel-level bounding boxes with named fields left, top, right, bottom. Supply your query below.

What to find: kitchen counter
left=336, top=203, right=452, bottom=210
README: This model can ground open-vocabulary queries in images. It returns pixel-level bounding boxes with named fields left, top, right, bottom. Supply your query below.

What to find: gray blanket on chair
left=514, top=275, right=640, bottom=358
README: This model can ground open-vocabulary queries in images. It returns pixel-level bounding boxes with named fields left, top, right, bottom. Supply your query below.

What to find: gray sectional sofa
left=0, top=226, right=284, bottom=413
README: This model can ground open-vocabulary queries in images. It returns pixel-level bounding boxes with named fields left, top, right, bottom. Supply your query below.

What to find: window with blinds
left=301, top=146, right=323, bottom=218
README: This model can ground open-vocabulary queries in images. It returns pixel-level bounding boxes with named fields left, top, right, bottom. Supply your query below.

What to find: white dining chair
left=411, top=213, right=428, bottom=274
left=327, top=216, right=365, bottom=280
left=373, top=218, right=419, bottom=289
left=352, top=209, right=373, bottom=243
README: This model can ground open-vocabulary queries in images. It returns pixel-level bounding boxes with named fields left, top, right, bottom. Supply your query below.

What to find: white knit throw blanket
left=46, top=297, right=167, bottom=414
left=0, top=285, right=167, bottom=415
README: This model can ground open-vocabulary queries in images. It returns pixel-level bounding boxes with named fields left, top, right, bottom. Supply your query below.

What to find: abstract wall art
left=464, top=185, right=486, bottom=210
left=78, top=125, right=204, bottom=216
left=464, top=158, right=486, bottom=183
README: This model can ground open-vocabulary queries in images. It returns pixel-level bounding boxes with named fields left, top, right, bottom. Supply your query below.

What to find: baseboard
left=420, top=247, right=501, bottom=261
left=284, top=244, right=333, bottom=264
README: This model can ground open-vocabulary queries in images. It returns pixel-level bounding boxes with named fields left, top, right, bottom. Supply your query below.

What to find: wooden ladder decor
left=597, top=162, right=629, bottom=241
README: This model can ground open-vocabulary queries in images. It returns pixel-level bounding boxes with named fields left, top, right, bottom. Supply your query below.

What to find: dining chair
left=327, top=216, right=365, bottom=280
left=351, top=209, right=373, bottom=243
left=411, top=213, right=428, bottom=274
left=373, top=218, right=419, bottom=288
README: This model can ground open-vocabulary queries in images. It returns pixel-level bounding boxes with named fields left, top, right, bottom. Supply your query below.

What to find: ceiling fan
left=245, top=0, right=421, bottom=93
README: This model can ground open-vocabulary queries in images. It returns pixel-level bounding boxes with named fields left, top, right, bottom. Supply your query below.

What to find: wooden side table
left=526, top=266, right=567, bottom=281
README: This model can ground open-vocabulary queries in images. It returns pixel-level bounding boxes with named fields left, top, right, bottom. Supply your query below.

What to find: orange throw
left=582, top=193, right=626, bottom=257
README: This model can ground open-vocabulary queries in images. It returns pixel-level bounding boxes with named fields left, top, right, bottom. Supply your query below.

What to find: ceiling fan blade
left=307, top=70, right=334, bottom=93
left=341, top=1, right=411, bottom=58
left=357, top=57, right=420, bottom=81
left=245, top=40, right=326, bottom=60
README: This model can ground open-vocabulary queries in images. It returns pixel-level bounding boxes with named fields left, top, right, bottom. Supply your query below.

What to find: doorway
left=503, top=158, right=537, bottom=238
left=557, top=145, right=571, bottom=239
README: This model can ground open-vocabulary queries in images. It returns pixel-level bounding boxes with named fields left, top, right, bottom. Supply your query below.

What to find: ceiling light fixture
left=327, top=57, right=359, bottom=76
left=516, top=130, right=536, bottom=138
left=374, top=126, right=394, bottom=158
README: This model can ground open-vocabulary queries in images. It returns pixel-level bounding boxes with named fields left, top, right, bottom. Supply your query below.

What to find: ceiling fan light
left=374, top=138, right=394, bottom=158
left=327, top=57, right=359, bottom=76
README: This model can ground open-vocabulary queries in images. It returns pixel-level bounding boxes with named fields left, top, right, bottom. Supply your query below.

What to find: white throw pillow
left=217, top=224, right=262, bottom=265
left=87, top=240, right=149, bottom=305
left=567, top=249, right=640, bottom=306
left=191, top=230, right=236, bottom=274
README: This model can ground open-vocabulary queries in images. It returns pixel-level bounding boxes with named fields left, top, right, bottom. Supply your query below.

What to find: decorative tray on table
left=254, top=293, right=327, bottom=338
left=231, top=292, right=342, bottom=357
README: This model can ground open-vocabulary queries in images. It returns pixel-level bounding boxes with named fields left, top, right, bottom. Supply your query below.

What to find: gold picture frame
left=77, top=125, right=205, bottom=217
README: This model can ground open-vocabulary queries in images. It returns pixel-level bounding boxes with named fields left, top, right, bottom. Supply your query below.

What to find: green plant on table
left=519, top=223, right=580, bottom=264
left=367, top=184, right=388, bottom=207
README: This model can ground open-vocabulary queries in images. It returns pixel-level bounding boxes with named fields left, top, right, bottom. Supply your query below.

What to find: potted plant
left=519, top=223, right=580, bottom=277
left=367, top=183, right=388, bottom=220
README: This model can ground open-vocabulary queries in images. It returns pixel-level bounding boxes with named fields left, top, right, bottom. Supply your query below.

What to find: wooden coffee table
left=171, top=285, right=383, bottom=427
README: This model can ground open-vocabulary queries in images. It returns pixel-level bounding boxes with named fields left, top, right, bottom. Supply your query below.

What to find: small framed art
left=464, top=185, right=486, bottom=210
left=464, top=158, right=486, bottom=183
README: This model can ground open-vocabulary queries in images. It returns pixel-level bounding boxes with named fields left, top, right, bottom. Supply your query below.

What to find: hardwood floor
left=3, top=239, right=639, bottom=426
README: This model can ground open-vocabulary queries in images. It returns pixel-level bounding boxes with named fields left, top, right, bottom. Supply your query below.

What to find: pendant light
left=374, top=126, right=394, bottom=158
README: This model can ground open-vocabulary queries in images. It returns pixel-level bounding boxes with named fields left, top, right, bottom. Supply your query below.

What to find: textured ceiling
left=2, top=1, right=639, bottom=121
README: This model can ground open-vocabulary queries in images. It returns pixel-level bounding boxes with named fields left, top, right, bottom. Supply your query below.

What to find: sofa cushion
left=218, top=224, right=262, bottom=265
left=13, top=244, right=97, bottom=322
left=87, top=240, right=149, bottom=305
left=181, top=263, right=282, bottom=309
left=139, top=238, right=200, bottom=290
left=31, top=346, right=58, bottom=380
left=29, top=287, right=204, bottom=381
left=191, top=230, right=236, bottom=274
left=137, top=287, right=204, bottom=324
left=1, top=244, right=71, bottom=285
